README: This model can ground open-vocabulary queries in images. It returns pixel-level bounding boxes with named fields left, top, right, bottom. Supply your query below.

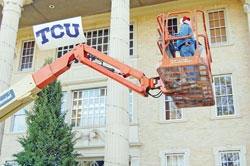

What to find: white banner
left=33, top=16, right=86, bottom=50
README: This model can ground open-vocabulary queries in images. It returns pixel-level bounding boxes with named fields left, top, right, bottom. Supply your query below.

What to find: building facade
left=0, top=0, right=250, bottom=165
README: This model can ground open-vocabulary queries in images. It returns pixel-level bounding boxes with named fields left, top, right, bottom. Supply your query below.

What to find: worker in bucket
left=172, top=16, right=197, bottom=82
left=174, top=16, right=195, bottom=57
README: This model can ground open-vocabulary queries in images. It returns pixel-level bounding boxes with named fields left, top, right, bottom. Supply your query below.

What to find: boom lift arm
left=0, top=9, right=215, bottom=121
left=0, top=44, right=159, bottom=121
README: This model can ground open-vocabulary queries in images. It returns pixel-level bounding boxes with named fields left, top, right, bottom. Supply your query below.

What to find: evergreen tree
left=14, top=59, right=78, bottom=166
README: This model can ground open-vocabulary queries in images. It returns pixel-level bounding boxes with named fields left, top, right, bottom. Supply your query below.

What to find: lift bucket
left=157, top=56, right=215, bottom=108
left=157, top=10, right=215, bottom=108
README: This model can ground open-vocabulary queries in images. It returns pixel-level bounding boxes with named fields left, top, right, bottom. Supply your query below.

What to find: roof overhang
left=0, top=0, right=175, bottom=28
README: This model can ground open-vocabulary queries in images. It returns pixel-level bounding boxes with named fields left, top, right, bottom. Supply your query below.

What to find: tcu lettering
left=35, top=23, right=80, bottom=44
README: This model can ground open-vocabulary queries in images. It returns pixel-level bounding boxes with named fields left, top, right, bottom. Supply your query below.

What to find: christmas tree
left=14, top=59, right=78, bottom=165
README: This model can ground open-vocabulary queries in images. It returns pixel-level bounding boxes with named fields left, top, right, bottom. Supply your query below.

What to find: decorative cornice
left=3, top=0, right=24, bottom=8
left=0, top=0, right=33, bottom=7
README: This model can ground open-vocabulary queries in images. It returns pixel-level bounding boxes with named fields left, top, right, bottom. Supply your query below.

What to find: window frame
left=56, top=27, right=110, bottom=59
left=167, top=17, right=178, bottom=47
left=129, top=89, right=133, bottom=122
left=11, top=107, right=26, bottom=133
left=129, top=24, right=134, bottom=57
left=61, top=91, right=68, bottom=114
left=56, top=24, right=135, bottom=58
left=212, top=74, right=238, bottom=119
left=4, top=160, right=19, bottom=166
left=213, top=146, right=246, bottom=166
left=70, top=87, right=107, bottom=128
left=19, top=40, right=36, bottom=71
left=57, top=44, right=75, bottom=59
left=84, top=27, right=110, bottom=55
left=207, top=9, right=229, bottom=46
left=75, top=159, right=104, bottom=166
left=163, top=96, right=183, bottom=122
left=160, top=149, right=190, bottom=166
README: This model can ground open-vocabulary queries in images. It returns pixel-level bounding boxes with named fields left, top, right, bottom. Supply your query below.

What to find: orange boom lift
left=0, top=10, right=215, bottom=121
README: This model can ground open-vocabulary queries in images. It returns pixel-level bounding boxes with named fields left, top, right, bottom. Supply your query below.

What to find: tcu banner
left=33, top=16, right=86, bottom=50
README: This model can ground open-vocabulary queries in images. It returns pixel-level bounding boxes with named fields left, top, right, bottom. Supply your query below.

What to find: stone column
left=104, top=0, right=130, bottom=166
left=0, top=0, right=24, bottom=153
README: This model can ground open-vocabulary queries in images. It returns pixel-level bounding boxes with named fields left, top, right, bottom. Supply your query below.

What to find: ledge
left=210, top=42, right=234, bottom=48
left=210, top=114, right=242, bottom=120
left=74, top=145, right=104, bottom=149
left=74, top=142, right=142, bottom=149
left=157, top=119, right=187, bottom=124
left=5, top=131, right=25, bottom=136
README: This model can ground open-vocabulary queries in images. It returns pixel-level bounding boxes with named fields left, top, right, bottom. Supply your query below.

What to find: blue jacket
left=175, top=24, right=194, bottom=50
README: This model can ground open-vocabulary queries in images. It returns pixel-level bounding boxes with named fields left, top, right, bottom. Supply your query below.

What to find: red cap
left=180, top=16, right=191, bottom=25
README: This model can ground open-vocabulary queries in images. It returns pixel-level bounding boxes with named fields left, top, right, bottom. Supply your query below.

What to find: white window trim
left=211, top=74, right=240, bottom=120
left=19, top=40, right=36, bottom=72
left=160, top=149, right=190, bottom=166
left=213, top=145, right=246, bottom=166
left=207, top=8, right=232, bottom=47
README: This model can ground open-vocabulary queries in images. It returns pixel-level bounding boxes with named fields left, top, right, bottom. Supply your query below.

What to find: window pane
left=209, top=13, right=213, bottom=20
left=71, top=88, right=107, bottom=127
left=210, top=29, right=215, bottom=37
left=93, top=31, right=97, bottom=37
left=208, top=10, right=227, bottom=44
left=214, top=75, right=235, bottom=116
left=20, top=41, right=35, bottom=71
left=166, top=153, right=184, bottom=166
left=77, top=160, right=104, bottom=166
left=4, top=160, right=19, bottom=166
left=12, top=108, right=26, bottom=132
left=220, top=19, right=225, bottom=26
left=220, top=151, right=240, bottom=166
left=129, top=90, right=133, bottom=122
left=72, top=110, right=76, bottom=117
left=221, top=27, right=226, bottom=36
left=167, top=18, right=178, bottom=46
left=219, top=11, right=224, bottom=18
left=215, top=28, right=221, bottom=36
left=57, top=25, right=134, bottom=58
left=129, top=24, right=134, bottom=56
left=215, top=20, right=220, bottom=27
left=214, top=12, right=219, bottom=19
left=211, top=37, right=216, bottom=43
left=209, top=21, right=215, bottom=28
left=61, top=92, right=67, bottom=113
left=104, top=29, right=109, bottom=35
left=165, top=96, right=182, bottom=120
